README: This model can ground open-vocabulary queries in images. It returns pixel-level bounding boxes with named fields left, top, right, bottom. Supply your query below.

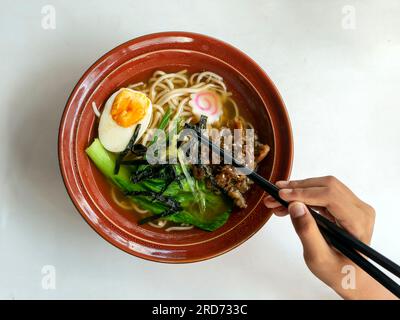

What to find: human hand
left=263, top=176, right=396, bottom=299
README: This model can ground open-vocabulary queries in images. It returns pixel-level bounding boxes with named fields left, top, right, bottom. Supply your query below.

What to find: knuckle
left=348, top=209, right=375, bottom=242
left=366, top=203, right=376, bottom=219
left=358, top=201, right=376, bottom=222
left=364, top=203, right=376, bottom=225
left=324, top=175, right=338, bottom=187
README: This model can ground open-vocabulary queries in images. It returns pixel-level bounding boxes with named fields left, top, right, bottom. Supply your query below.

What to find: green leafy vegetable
left=177, top=149, right=206, bottom=215
left=86, top=139, right=233, bottom=231
left=149, top=107, right=172, bottom=146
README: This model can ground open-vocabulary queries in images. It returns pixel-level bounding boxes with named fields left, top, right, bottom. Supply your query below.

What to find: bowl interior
left=59, top=32, right=292, bottom=262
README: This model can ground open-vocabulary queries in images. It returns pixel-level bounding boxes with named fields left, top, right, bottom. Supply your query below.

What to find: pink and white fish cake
left=189, top=90, right=222, bottom=123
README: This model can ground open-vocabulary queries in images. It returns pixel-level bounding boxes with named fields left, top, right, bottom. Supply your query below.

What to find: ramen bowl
left=58, top=32, right=293, bottom=263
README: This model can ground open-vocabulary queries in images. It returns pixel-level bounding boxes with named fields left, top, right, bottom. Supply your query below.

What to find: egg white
left=98, top=88, right=152, bottom=153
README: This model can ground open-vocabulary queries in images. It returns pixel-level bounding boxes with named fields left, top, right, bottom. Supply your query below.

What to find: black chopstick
left=186, top=124, right=400, bottom=298
left=251, top=170, right=400, bottom=298
left=322, top=224, right=400, bottom=297
left=249, top=170, right=400, bottom=278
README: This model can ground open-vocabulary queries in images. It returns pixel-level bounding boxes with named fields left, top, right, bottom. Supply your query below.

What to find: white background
left=1, top=0, right=399, bottom=299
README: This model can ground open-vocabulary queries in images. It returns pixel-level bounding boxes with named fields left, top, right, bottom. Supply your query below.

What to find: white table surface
left=1, top=0, right=399, bottom=299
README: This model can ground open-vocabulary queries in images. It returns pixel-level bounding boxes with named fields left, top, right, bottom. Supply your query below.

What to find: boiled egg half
left=98, top=88, right=152, bottom=153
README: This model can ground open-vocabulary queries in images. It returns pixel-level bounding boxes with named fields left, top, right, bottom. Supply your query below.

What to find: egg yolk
left=111, top=90, right=149, bottom=127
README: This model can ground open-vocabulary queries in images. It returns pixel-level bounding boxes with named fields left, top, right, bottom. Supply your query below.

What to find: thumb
left=288, top=202, right=331, bottom=261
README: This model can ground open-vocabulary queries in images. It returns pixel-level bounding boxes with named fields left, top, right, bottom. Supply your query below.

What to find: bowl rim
left=58, top=31, right=293, bottom=263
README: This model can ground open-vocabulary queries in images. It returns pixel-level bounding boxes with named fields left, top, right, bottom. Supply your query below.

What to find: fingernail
left=276, top=180, right=289, bottom=187
left=290, top=202, right=306, bottom=218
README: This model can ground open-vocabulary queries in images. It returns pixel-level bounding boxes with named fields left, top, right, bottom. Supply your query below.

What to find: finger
left=276, top=176, right=336, bottom=189
left=263, top=196, right=282, bottom=209
left=273, top=206, right=289, bottom=216
left=279, top=187, right=330, bottom=207
left=279, top=183, right=362, bottom=225
left=307, top=206, right=337, bottom=223
left=317, top=207, right=336, bottom=222
left=288, top=202, right=332, bottom=262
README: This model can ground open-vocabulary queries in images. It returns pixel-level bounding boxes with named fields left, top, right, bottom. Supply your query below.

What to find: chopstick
left=186, top=124, right=400, bottom=298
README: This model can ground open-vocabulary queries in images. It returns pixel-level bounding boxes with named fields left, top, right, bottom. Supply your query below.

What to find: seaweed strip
left=114, top=124, right=142, bottom=174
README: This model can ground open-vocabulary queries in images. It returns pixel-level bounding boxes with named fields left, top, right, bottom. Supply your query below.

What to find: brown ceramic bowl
left=58, top=32, right=293, bottom=263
